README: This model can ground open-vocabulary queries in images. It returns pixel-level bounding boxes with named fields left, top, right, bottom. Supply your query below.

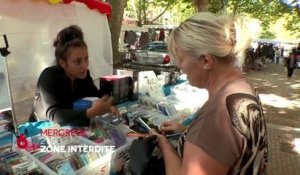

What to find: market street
left=245, top=62, right=300, bottom=175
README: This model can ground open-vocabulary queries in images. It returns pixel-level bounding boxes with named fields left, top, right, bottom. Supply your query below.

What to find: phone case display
left=0, top=149, right=44, bottom=175
left=169, top=82, right=209, bottom=113
left=120, top=104, right=170, bottom=134
left=89, top=115, right=127, bottom=149
left=0, top=110, right=13, bottom=130
left=31, top=134, right=101, bottom=173
left=0, top=110, right=14, bottom=147
left=21, top=133, right=111, bottom=175
left=139, top=96, right=177, bottom=117
left=15, top=121, right=134, bottom=175
left=89, top=115, right=136, bottom=174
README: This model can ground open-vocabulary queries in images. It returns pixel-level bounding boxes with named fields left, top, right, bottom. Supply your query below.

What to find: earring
left=203, top=64, right=210, bottom=70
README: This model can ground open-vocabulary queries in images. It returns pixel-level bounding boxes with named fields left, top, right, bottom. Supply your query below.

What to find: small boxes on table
left=100, top=75, right=133, bottom=105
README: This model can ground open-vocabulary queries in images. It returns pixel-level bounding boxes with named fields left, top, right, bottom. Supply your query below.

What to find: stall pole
left=0, top=34, right=19, bottom=136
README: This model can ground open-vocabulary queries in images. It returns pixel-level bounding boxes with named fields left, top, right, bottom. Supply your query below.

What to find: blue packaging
left=73, top=99, right=92, bottom=110
left=182, top=113, right=196, bottom=126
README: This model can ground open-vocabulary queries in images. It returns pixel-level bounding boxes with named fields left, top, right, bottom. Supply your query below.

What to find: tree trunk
left=150, top=2, right=172, bottom=24
left=107, top=0, right=127, bottom=68
left=194, top=0, right=208, bottom=12
left=137, top=0, right=142, bottom=27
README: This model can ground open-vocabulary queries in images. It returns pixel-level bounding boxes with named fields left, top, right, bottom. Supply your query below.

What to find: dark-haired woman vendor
left=30, top=25, right=118, bottom=126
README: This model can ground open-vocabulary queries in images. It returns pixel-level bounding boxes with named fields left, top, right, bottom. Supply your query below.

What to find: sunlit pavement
left=245, top=62, right=300, bottom=175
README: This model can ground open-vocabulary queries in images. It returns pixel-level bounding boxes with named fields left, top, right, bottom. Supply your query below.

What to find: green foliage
left=125, top=0, right=178, bottom=25
left=228, top=0, right=299, bottom=39
left=123, top=0, right=299, bottom=39
left=169, top=1, right=195, bottom=24
left=260, top=30, right=276, bottom=39
left=284, top=10, right=300, bottom=38
left=181, top=0, right=299, bottom=40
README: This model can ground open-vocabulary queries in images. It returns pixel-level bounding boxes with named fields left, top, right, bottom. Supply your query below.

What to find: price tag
left=138, top=71, right=165, bottom=99
left=146, top=77, right=165, bottom=98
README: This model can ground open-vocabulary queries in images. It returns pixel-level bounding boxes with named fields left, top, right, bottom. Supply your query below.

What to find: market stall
left=0, top=1, right=209, bottom=175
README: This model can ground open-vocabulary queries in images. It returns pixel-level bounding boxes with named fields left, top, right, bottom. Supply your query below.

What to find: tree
left=107, top=0, right=178, bottom=66
left=189, top=0, right=300, bottom=39
left=284, top=2, right=300, bottom=38
left=193, top=0, right=208, bottom=12
left=125, top=0, right=177, bottom=26
left=169, top=1, right=195, bottom=24
left=107, top=0, right=128, bottom=67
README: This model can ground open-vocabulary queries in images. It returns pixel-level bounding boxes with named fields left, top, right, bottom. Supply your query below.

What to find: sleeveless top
left=176, top=79, right=268, bottom=175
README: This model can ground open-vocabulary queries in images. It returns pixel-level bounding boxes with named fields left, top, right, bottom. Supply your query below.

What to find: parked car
left=134, top=41, right=174, bottom=65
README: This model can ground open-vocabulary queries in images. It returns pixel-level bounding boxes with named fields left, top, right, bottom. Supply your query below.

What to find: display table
left=0, top=76, right=207, bottom=175
left=163, top=79, right=186, bottom=96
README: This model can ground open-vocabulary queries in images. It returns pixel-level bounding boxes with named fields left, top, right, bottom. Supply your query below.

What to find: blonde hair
left=168, top=12, right=260, bottom=68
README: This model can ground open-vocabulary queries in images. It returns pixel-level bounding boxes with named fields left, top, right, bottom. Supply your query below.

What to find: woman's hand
left=86, top=95, right=113, bottom=118
left=161, top=121, right=186, bottom=133
left=110, top=106, right=120, bottom=116
left=149, top=129, right=169, bottom=149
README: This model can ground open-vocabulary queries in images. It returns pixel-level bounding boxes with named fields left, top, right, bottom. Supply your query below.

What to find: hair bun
left=53, top=25, right=84, bottom=47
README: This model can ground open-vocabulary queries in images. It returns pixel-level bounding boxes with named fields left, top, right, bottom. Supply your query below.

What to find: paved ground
left=245, top=62, right=300, bottom=175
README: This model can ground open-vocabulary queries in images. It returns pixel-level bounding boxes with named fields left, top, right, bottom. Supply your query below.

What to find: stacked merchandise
left=99, top=75, right=134, bottom=105
left=139, top=96, right=177, bottom=117
left=89, top=114, right=127, bottom=149
left=0, top=110, right=44, bottom=174
left=0, top=150, right=44, bottom=175
left=138, top=79, right=209, bottom=124
left=119, top=103, right=171, bottom=133
left=0, top=110, right=13, bottom=149
left=167, top=82, right=208, bottom=116
left=0, top=109, right=14, bottom=160
left=14, top=120, right=131, bottom=175
left=88, top=114, right=135, bottom=174
left=25, top=134, right=105, bottom=174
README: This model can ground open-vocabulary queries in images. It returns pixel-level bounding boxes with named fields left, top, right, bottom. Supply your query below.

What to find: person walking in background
left=275, top=47, right=281, bottom=64
left=286, top=50, right=296, bottom=79
left=250, top=47, right=258, bottom=70
left=152, top=12, right=268, bottom=175
left=295, top=43, right=300, bottom=68
left=261, top=43, right=269, bottom=63
left=280, top=46, right=284, bottom=59
left=267, top=43, right=275, bottom=63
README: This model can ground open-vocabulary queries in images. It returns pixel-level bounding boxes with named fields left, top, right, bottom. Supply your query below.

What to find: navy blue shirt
left=33, top=66, right=103, bottom=126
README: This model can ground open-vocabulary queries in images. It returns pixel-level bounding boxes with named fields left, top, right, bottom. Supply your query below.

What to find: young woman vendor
left=30, top=25, right=118, bottom=126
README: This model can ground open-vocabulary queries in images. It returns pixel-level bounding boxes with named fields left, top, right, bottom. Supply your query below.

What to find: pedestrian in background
left=275, top=47, right=281, bottom=64
left=286, top=51, right=295, bottom=79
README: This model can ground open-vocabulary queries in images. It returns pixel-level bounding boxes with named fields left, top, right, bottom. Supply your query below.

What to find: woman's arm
left=37, top=68, right=89, bottom=125
left=86, top=95, right=113, bottom=118
left=182, top=141, right=229, bottom=175
left=157, top=135, right=182, bottom=175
